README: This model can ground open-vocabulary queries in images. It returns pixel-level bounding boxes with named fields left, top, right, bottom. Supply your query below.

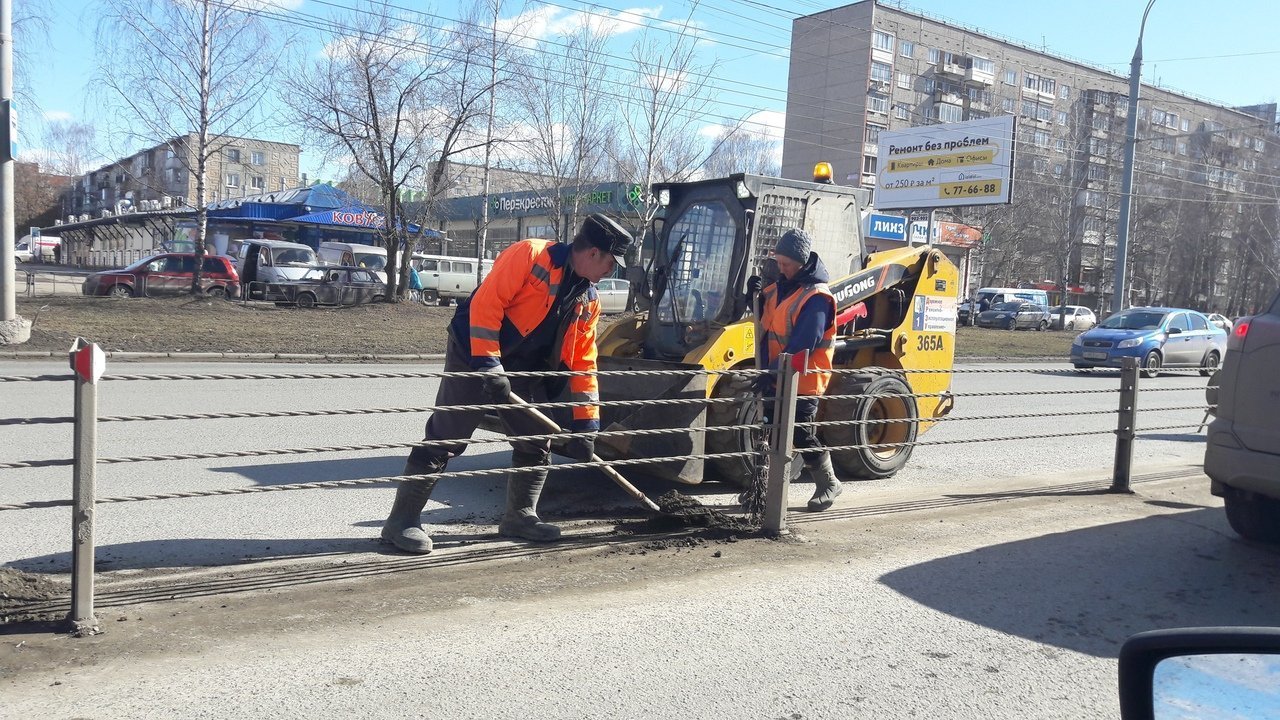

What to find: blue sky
left=25, top=0, right=1280, bottom=179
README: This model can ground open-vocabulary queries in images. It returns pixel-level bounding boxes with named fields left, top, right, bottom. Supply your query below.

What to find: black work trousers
left=407, top=338, right=555, bottom=468
left=765, top=396, right=825, bottom=465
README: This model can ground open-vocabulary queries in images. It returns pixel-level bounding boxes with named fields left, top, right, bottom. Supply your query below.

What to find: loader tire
left=822, top=373, right=918, bottom=480
left=705, top=370, right=763, bottom=488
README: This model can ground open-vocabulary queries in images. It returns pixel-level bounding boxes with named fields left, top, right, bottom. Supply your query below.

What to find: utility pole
left=0, top=0, right=14, bottom=324
left=1112, top=0, right=1157, bottom=314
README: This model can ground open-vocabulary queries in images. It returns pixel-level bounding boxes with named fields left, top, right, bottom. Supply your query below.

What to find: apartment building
left=783, top=1, right=1279, bottom=310
left=64, top=134, right=300, bottom=219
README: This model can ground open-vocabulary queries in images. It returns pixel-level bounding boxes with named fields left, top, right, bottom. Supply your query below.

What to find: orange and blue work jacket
left=450, top=239, right=602, bottom=430
left=760, top=279, right=836, bottom=397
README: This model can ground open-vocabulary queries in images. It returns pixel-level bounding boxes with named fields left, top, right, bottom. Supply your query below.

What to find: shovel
left=506, top=390, right=662, bottom=513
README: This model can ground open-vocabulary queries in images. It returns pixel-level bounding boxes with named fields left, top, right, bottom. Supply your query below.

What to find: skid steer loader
left=593, top=166, right=959, bottom=487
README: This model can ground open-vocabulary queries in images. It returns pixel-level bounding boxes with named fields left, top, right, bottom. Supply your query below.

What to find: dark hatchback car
left=263, top=266, right=387, bottom=308
left=82, top=253, right=240, bottom=298
left=975, top=301, right=1050, bottom=331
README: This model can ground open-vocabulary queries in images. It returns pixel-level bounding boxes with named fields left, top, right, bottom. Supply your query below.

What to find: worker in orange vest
left=749, top=228, right=842, bottom=511
left=383, top=213, right=634, bottom=554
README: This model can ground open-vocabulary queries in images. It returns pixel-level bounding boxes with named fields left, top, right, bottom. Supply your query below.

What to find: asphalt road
left=2, top=359, right=1248, bottom=720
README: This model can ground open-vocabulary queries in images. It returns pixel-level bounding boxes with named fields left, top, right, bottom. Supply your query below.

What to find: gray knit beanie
left=775, top=228, right=813, bottom=264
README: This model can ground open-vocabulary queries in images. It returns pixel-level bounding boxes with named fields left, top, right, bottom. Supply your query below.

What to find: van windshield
left=273, top=248, right=316, bottom=266
left=354, top=253, right=386, bottom=271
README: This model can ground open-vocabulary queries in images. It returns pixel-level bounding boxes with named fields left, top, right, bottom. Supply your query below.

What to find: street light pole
left=1112, top=0, right=1158, bottom=314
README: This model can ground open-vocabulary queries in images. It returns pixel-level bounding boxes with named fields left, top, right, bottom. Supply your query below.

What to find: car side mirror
left=1167, top=327, right=1182, bottom=334
left=1119, top=627, right=1280, bottom=719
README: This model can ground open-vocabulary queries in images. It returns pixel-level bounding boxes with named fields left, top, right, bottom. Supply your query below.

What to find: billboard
left=875, top=115, right=1015, bottom=210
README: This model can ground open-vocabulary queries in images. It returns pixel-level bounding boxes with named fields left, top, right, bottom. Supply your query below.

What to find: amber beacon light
left=813, top=162, right=834, bottom=184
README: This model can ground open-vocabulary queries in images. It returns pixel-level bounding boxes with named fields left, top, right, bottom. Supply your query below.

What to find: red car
left=82, top=253, right=241, bottom=298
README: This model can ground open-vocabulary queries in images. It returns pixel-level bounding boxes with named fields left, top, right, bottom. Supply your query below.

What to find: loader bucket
left=594, top=355, right=707, bottom=484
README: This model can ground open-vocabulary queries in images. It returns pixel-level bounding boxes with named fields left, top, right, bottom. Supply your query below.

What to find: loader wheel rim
left=868, top=396, right=912, bottom=459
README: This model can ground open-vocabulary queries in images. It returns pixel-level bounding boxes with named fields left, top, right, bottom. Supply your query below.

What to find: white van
left=15, top=234, right=61, bottom=263
left=974, top=286, right=1049, bottom=312
left=318, top=241, right=388, bottom=283
left=412, top=254, right=492, bottom=305
left=237, top=239, right=318, bottom=297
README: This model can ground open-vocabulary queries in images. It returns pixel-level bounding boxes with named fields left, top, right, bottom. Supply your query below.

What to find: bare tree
left=286, top=2, right=497, bottom=300
left=95, top=0, right=283, bottom=294
left=703, top=120, right=782, bottom=178
left=507, top=20, right=615, bottom=242
left=39, top=120, right=98, bottom=177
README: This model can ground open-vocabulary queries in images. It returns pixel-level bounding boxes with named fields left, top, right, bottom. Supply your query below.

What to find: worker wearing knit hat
left=774, top=228, right=814, bottom=265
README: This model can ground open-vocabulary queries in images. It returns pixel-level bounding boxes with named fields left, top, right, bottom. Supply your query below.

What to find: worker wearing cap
left=383, top=213, right=633, bottom=554
left=748, top=228, right=842, bottom=511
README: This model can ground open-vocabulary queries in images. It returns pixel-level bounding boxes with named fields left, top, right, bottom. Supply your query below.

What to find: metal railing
left=0, top=344, right=1217, bottom=634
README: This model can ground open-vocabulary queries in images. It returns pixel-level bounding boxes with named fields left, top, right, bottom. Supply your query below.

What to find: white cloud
left=698, top=110, right=785, bottom=141
left=42, top=110, right=73, bottom=123
left=498, top=4, right=661, bottom=48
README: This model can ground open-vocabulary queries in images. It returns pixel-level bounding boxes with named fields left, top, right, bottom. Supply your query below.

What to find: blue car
left=1070, top=306, right=1227, bottom=377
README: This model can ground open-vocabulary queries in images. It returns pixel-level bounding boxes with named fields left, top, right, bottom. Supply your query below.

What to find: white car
left=596, top=278, right=631, bottom=314
left=14, top=241, right=33, bottom=263
left=1049, top=305, right=1098, bottom=331
left=1206, top=313, right=1233, bottom=333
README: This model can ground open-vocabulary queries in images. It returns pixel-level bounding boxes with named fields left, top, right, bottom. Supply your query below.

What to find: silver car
left=596, top=278, right=631, bottom=314
left=1048, top=305, right=1097, bottom=331
left=1204, top=288, right=1280, bottom=542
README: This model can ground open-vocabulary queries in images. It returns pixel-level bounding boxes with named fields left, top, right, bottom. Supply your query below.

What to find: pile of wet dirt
left=619, top=491, right=759, bottom=538
left=1, top=567, right=67, bottom=624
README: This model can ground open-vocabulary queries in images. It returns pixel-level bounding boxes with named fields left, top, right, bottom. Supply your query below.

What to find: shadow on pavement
left=879, top=507, right=1280, bottom=658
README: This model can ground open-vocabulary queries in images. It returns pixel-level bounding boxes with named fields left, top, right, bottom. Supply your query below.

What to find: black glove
left=746, top=275, right=763, bottom=304
left=752, top=372, right=776, bottom=398
left=564, top=434, right=596, bottom=462
left=480, top=372, right=512, bottom=404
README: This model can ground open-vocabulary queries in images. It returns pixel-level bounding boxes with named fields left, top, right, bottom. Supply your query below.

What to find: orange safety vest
left=761, top=281, right=836, bottom=396
left=469, top=239, right=601, bottom=427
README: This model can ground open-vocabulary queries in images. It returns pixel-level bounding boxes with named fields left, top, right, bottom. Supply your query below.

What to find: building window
left=251, top=175, right=265, bottom=190
left=872, top=31, right=894, bottom=53
left=226, top=148, right=241, bottom=163
left=1084, top=216, right=1103, bottom=233
left=1092, top=114, right=1108, bottom=130
left=863, top=156, right=878, bottom=174
left=1002, top=97, right=1015, bottom=113
left=870, top=61, right=892, bottom=83
left=893, top=103, right=910, bottom=120
left=899, top=40, right=914, bottom=58
left=1024, top=72, right=1056, bottom=95
left=1059, top=85, right=1070, bottom=99
left=1033, top=130, right=1051, bottom=148
left=1089, top=137, right=1106, bottom=156
left=1033, top=157, right=1048, bottom=173
left=1053, top=163, right=1064, bottom=176
left=1057, top=110, right=1068, bottom=125
left=1181, top=118, right=1191, bottom=132
left=867, top=94, right=889, bottom=115
left=167, top=168, right=183, bottom=184
left=935, top=103, right=963, bottom=124
left=1002, top=69, right=1017, bottom=85
left=251, top=151, right=265, bottom=165
left=967, top=109, right=989, bottom=120
left=1085, top=190, right=1104, bottom=208
left=927, top=47, right=940, bottom=64
left=967, top=87, right=992, bottom=105
left=865, top=123, right=885, bottom=144
left=1055, top=138, right=1067, bottom=154
left=1089, top=164, right=1107, bottom=180
left=897, top=71, right=912, bottom=90
left=226, top=173, right=240, bottom=188
left=971, top=57, right=995, bottom=74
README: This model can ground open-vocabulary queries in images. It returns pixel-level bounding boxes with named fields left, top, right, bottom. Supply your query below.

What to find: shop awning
left=285, top=205, right=442, bottom=239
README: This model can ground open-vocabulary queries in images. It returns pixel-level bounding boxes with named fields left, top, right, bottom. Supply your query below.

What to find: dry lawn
left=13, top=296, right=1073, bottom=359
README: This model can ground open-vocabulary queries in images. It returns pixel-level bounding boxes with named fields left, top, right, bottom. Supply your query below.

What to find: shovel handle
left=506, top=391, right=662, bottom=513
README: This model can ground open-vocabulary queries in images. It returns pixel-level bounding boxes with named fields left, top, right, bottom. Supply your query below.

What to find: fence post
left=1111, top=356, right=1139, bottom=493
left=763, top=352, right=801, bottom=535
left=68, top=338, right=104, bottom=635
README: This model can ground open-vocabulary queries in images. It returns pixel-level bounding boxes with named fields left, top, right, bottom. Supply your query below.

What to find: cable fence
left=0, top=342, right=1217, bottom=633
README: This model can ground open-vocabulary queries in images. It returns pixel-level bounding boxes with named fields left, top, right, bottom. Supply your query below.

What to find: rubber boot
left=498, top=461, right=562, bottom=542
left=805, top=453, right=843, bottom=512
left=380, top=457, right=444, bottom=554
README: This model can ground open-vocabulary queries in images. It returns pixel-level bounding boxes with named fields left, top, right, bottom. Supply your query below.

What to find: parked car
left=1206, top=313, right=1233, bottom=333
left=1069, top=306, right=1226, bottom=377
left=263, top=266, right=386, bottom=308
left=975, top=301, right=1050, bottom=331
left=413, top=254, right=492, bottom=305
left=1204, top=289, right=1280, bottom=542
left=596, top=278, right=631, bottom=314
left=81, top=253, right=241, bottom=298
left=1047, top=305, right=1098, bottom=331
left=957, top=300, right=975, bottom=326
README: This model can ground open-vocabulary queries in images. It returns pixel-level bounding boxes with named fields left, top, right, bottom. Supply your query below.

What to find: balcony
left=864, top=143, right=878, bottom=157
left=939, top=60, right=966, bottom=79
left=965, top=60, right=995, bottom=86
left=934, top=87, right=964, bottom=106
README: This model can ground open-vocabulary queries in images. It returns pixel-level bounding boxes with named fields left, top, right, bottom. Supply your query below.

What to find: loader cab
left=645, top=173, right=868, bottom=360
